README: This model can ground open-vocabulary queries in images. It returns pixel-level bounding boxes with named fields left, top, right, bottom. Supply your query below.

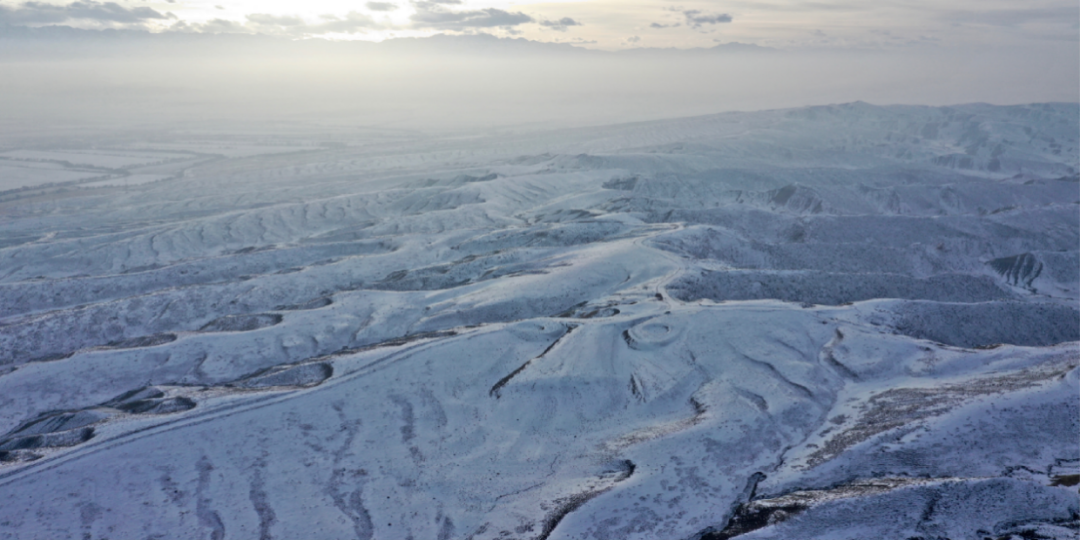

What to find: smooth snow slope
left=0, top=102, right=1077, bottom=540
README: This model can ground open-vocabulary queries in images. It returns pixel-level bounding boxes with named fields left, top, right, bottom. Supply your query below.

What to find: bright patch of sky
left=0, top=0, right=1076, bottom=50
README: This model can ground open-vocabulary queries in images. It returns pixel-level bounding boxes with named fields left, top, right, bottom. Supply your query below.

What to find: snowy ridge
left=0, top=102, right=1076, bottom=539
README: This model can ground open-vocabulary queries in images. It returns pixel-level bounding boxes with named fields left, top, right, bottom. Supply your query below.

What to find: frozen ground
left=0, top=102, right=1076, bottom=540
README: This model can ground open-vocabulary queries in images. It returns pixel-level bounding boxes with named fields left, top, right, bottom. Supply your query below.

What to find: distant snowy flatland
left=0, top=103, right=1077, bottom=540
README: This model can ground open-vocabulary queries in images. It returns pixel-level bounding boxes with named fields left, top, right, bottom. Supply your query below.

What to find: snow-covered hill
left=0, top=102, right=1076, bottom=539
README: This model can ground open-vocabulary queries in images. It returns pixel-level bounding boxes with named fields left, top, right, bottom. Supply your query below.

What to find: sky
left=0, top=0, right=1077, bottom=51
left=0, top=0, right=1077, bottom=134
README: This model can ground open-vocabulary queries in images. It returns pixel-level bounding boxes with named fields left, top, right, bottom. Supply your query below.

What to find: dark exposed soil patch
left=11, top=410, right=109, bottom=437
left=0, top=427, right=94, bottom=451
left=806, top=354, right=1077, bottom=469
left=24, top=352, right=75, bottom=364
left=274, top=297, right=333, bottom=311
left=199, top=314, right=283, bottom=333
left=115, top=396, right=196, bottom=415
left=698, top=478, right=932, bottom=540
left=323, top=330, right=459, bottom=360
left=668, top=270, right=1012, bottom=306
left=1050, top=474, right=1079, bottom=487
left=989, top=253, right=1043, bottom=288
left=891, top=301, right=1080, bottom=348
left=698, top=501, right=806, bottom=540
left=490, top=325, right=575, bottom=399
left=104, top=333, right=178, bottom=349
left=232, top=362, right=333, bottom=389
left=538, top=460, right=635, bottom=540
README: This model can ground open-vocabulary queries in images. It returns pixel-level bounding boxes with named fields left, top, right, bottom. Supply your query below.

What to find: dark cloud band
left=410, top=7, right=533, bottom=30
left=0, top=0, right=172, bottom=25
left=683, top=9, right=732, bottom=28
left=540, top=17, right=581, bottom=31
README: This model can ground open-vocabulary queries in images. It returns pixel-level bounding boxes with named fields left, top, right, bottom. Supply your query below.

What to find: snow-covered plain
left=0, top=161, right=106, bottom=192
left=0, top=102, right=1077, bottom=540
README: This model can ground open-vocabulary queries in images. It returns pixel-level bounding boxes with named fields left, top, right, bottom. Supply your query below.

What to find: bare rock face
left=0, top=103, right=1076, bottom=540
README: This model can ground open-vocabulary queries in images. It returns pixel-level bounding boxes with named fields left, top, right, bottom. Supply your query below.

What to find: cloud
left=226, top=0, right=563, bottom=37
left=412, top=0, right=461, bottom=8
left=410, top=4, right=533, bottom=30
left=0, top=0, right=173, bottom=26
left=682, top=10, right=732, bottom=28
left=626, top=35, right=640, bottom=44
left=539, top=17, right=581, bottom=32
left=302, top=12, right=382, bottom=33
left=650, top=22, right=680, bottom=29
left=365, top=2, right=398, bottom=12
left=0, top=0, right=598, bottom=40
left=239, top=10, right=384, bottom=35
left=246, top=13, right=305, bottom=27
left=176, top=17, right=244, bottom=33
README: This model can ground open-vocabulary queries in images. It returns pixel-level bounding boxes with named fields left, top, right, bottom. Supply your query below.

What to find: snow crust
left=0, top=102, right=1076, bottom=539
